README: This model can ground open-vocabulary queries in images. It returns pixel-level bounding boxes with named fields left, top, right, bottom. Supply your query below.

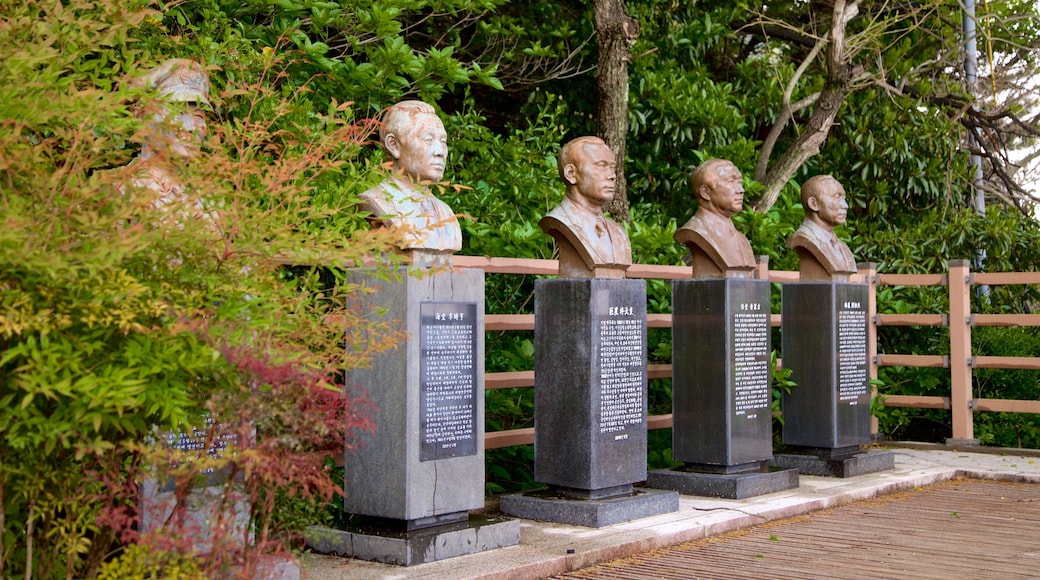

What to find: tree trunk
left=593, top=0, right=639, bottom=223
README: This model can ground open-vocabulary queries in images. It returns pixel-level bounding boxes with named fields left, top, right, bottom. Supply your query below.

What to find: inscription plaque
left=838, top=305, right=869, bottom=404
left=596, top=307, right=645, bottom=440
left=419, top=301, right=478, bottom=461
left=732, top=308, right=771, bottom=420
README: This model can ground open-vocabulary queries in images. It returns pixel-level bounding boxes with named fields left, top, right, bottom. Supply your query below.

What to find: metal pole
left=964, top=0, right=988, bottom=297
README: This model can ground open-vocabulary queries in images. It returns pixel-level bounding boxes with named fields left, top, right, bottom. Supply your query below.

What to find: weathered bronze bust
left=124, top=59, right=211, bottom=219
left=787, top=175, right=857, bottom=282
left=674, top=159, right=756, bottom=279
left=359, top=100, right=462, bottom=267
left=539, top=136, right=632, bottom=278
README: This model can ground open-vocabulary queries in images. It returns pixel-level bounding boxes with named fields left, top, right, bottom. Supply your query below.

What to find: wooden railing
left=452, top=256, right=1040, bottom=448
left=866, top=259, right=1040, bottom=444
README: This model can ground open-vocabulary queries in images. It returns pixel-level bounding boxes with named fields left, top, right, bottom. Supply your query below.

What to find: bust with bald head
left=674, top=159, right=756, bottom=279
left=787, top=175, right=856, bottom=281
left=539, top=136, right=632, bottom=278
left=359, top=100, right=462, bottom=267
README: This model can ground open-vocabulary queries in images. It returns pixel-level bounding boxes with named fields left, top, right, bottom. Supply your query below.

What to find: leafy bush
left=0, top=1, right=404, bottom=576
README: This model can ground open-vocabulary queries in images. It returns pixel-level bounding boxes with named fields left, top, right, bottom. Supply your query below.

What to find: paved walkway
left=300, top=444, right=1040, bottom=580
left=551, top=478, right=1040, bottom=579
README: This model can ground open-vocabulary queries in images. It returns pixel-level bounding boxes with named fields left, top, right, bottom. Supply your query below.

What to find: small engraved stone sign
left=419, top=301, right=478, bottom=461
left=158, top=417, right=239, bottom=490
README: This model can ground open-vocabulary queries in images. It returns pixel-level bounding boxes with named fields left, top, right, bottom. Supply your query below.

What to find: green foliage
left=95, top=543, right=202, bottom=580
left=0, top=1, right=402, bottom=576
left=151, top=0, right=507, bottom=115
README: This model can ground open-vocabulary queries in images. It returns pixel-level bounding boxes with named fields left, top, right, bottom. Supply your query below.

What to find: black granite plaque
left=781, top=283, right=870, bottom=449
left=419, top=301, right=478, bottom=461
left=671, top=278, right=772, bottom=467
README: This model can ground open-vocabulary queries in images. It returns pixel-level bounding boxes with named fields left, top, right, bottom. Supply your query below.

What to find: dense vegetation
left=3, top=0, right=1040, bottom=575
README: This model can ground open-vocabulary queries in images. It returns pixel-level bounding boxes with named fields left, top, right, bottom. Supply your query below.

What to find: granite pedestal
left=773, top=282, right=893, bottom=477
left=305, top=268, right=518, bottom=565
left=500, top=278, right=679, bottom=527
left=140, top=421, right=252, bottom=554
left=648, top=278, right=798, bottom=499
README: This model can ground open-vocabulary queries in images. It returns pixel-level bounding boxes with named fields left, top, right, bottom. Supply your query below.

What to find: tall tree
left=593, top=0, right=640, bottom=222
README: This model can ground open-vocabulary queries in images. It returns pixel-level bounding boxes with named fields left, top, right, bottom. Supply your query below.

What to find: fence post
left=859, top=262, right=879, bottom=438
left=947, top=259, right=977, bottom=445
left=755, top=255, right=770, bottom=280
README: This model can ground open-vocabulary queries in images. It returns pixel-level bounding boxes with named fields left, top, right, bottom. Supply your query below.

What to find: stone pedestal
left=305, top=268, right=518, bottom=565
left=648, top=278, right=798, bottom=499
left=140, top=420, right=252, bottom=554
left=772, top=282, right=893, bottom=477
left=500, top=278, right=678, bottom=527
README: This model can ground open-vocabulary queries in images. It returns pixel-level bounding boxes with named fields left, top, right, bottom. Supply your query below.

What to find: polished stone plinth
left=503, top=278, right=677, bottom=526
left=772, top=448, right=896, bottom=478
left=343, top=268, right=485, bottom=522
left=781, top=282, right=871, bottom=449
left=531, top=278, right=650, bottom=492
left=304, top=515, right=520, bottom=566
left=647, top=466, right=799, bottom=500
left=499, top=488, right=679, bottom=528
left=670, top=278, right=774, bottom=468
left=652, top=278, right=794, bottom=499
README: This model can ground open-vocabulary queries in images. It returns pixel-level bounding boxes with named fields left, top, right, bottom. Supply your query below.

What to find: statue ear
left=697, top=183, right=712, bottom=203
left=563, top=163, right=578, bottom=186
left=384, top=133, right=402, bottom=160
left=806, top=195, right=820, bottom=212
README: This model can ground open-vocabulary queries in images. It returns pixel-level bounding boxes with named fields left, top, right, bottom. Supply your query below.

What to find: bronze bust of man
left=124, top=59, right=211, bottom=222
left=359, top=100, right=462, bottom=267
left=674, top=159, right=756, bottom=279
left=787, top=175, right=857, bottom=282
left=539, top=136, right=632, bottom=279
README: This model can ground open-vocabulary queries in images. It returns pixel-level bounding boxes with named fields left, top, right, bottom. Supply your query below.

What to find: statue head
left=558, top=136, right=617, bottom=209
left=380, top=100, right=447, bottom=184
left=691, top=159, right=744, bottom=218
left=132, top=59, right=210, bottom=159
left=801, top=175, right=848, bottom=230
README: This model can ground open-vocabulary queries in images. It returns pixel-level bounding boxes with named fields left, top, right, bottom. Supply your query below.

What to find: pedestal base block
left=303, top=514, right=519, bottom=567
left=499, top=488, right=678, bottom=528
left=647, top=466, right=799, bottom=499
left=771, top=449, right=895, bottom=478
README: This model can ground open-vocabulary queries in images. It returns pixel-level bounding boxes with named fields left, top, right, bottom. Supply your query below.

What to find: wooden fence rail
left=453, top=256, right=1040, bottom=448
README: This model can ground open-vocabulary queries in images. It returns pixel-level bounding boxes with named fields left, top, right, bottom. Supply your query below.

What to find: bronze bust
left=787, top=175, right=856, bottom=282
left=539, top=136, right=632, bottom=278
left=359, top=100, right=462, bottom=267
left=674, top=159, right=756, bottom=279
left=123, top=59, right=212, bottom=223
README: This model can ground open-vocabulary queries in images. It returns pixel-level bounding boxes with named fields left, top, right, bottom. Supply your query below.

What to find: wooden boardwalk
left=550, top=479, right=1040, bottom=579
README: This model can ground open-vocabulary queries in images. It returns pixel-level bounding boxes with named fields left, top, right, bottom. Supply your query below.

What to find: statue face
left=149, top=104, right=207, bottom=158
left=813, top=179, right=848, bottom=227
left=168, top=106, right=207, bottom=158
left=572, top=141, right=617, bottom=206
left=392, top=113, right=447, bottom=183
left=704, top=162, right=744, bottom=217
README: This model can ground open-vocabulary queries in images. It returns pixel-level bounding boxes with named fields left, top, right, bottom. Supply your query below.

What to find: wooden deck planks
left=551, top=479, right=1040, bottom=580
